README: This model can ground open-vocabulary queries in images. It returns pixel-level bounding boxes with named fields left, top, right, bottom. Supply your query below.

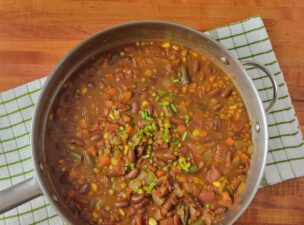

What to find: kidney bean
left=221, top=85, right=233, bottom=98
left=128, top=149, right=136, bottom=163
left=131, top=194, right=146, bottom=204
left=212, top=104, right=222, bottom=112
left=115, top=200, right=130, bottom=208
left=215, top=206, right=227, bottom=214
left=154, top=158, right=166, bottom=167
left=207, top=88, right=220, bottom=97
left=198, top=190, right=216, bottom=204
left=192, top=59, right=200, bottom=73
left=163, top=198, right=173, bottom=211
left=134, top=215, right=143, bottom=225
left=134, top=201, right=145, bottom=209
left=207, top=166, right=221, bottom=181
left=147, top=104, right=154, bottom=115
left=127, top=168, right=139, bottom=179
left=91, top=134, right=102, bottom=142
left=213, top=116, right=221, bottom=131
left=69, top=137, right=85, bottom=147
left=173, top=215, right=181, bottom=225
left=136, top=145, right=145, bottom=157
left=159, top=143, right=169, bottom=149
left=79, top=183, right=90, bottom=195
left=155, top=153, right=177, bottom=161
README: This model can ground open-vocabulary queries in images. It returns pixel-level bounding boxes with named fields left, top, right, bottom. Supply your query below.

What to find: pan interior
left=32, top=21, right=267, bottom=225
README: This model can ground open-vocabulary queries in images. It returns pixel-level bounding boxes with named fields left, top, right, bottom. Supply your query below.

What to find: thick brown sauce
left=46, top=41, right=252, bottom=225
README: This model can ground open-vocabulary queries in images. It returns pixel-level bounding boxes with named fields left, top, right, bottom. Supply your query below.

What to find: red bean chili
left=46, top=41, right=253, bottom=225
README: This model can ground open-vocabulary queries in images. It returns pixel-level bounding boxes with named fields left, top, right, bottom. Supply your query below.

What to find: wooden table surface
left=0, top=0, right=303, bottom=224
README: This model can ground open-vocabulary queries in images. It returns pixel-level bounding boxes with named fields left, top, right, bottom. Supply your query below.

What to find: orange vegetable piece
left=106, top=87, right=117, bottom=97
left=69, top=170, right=78, bottom=179
left=240, top=152, right=249, bottom=162
left=125, top=126, right=133, bottom=134
left=119, top=91, right=132, bottom=101
left=178, top=174, right=187, bottom=183
left=177, top=124, right=186, bottom=133
left=156, top=170, right=165, bottom=177
left=226, top=137, right=234, bottom=146
left=100, top=155, right=111, bottom=166
left=219, top=191, right=233, bottom=207
left=199, top=130, right=207, bottom=137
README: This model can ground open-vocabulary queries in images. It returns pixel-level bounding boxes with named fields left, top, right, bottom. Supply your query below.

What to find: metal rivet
left=220, top=57, right=229, bottom=65
left=255, top=122, right=260, bottom=133
left=52, top=193, right=58, bottom=202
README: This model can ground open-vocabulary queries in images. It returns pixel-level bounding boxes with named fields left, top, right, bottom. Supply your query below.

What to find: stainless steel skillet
left=0, top=21, right=277, bottom=225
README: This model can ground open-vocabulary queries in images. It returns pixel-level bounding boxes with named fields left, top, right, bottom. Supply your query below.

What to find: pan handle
left=241, top=61, right=278, bottom=113
left=0, top=177, right=43, bottom=214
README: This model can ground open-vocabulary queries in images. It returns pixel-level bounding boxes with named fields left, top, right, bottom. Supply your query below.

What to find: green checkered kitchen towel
left=0, top=16, right=303, bottom=225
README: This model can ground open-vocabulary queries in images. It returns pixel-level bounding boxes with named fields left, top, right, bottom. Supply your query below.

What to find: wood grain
left=0, top=0, right=303, bottom=224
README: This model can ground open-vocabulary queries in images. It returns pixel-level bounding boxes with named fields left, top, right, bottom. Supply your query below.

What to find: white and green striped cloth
left=0, top=16, right=303, bottom=225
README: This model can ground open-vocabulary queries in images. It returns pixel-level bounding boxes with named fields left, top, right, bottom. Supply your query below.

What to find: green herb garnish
left=140, top=110, right=153, bottom=121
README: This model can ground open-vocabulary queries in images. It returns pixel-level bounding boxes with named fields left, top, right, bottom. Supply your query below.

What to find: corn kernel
left=191, top=52, right=198, bottom=57
left=193, top=177, right=199, bottom=184
left=108, top=189, right=115, bottom=195
left=111, top=157, right=118, bottom=166
left=213, top=180, right=221, bottom=188
left=161, top=42, right=170, bottom=48
left=81, top=86, right=88, bottom=94
left=149, top=218, right=158, bottom=225
left=229, top=105, right=237, bottom=110
left=192, top=129, right=200, bottom=137
left=124, top=145, right=129, bottom=155
left=91, top=183, right=98, bottom=192
left=142, top=100, right=149, bottom=107
left=119, top=209, right=125, bottom=216
left=92, top=211, right=99, bottom=219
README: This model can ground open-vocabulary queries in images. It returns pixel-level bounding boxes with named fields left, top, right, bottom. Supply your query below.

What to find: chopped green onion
left=170, top=103, right=177, bottom=113
left=178, top=157, right=191, bottom=172
left=158, top=90, right=169, bottom=97
left=182, top=131, right=188, bottom=141
left=160, top=101, right=170, bottom=106
left=172, top=78, right=180, bottom=83
left=140, top=110, right=153, bottom=121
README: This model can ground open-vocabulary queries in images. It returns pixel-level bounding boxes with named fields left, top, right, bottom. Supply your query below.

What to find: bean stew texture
left=46, top=41, right=253, bottom=225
